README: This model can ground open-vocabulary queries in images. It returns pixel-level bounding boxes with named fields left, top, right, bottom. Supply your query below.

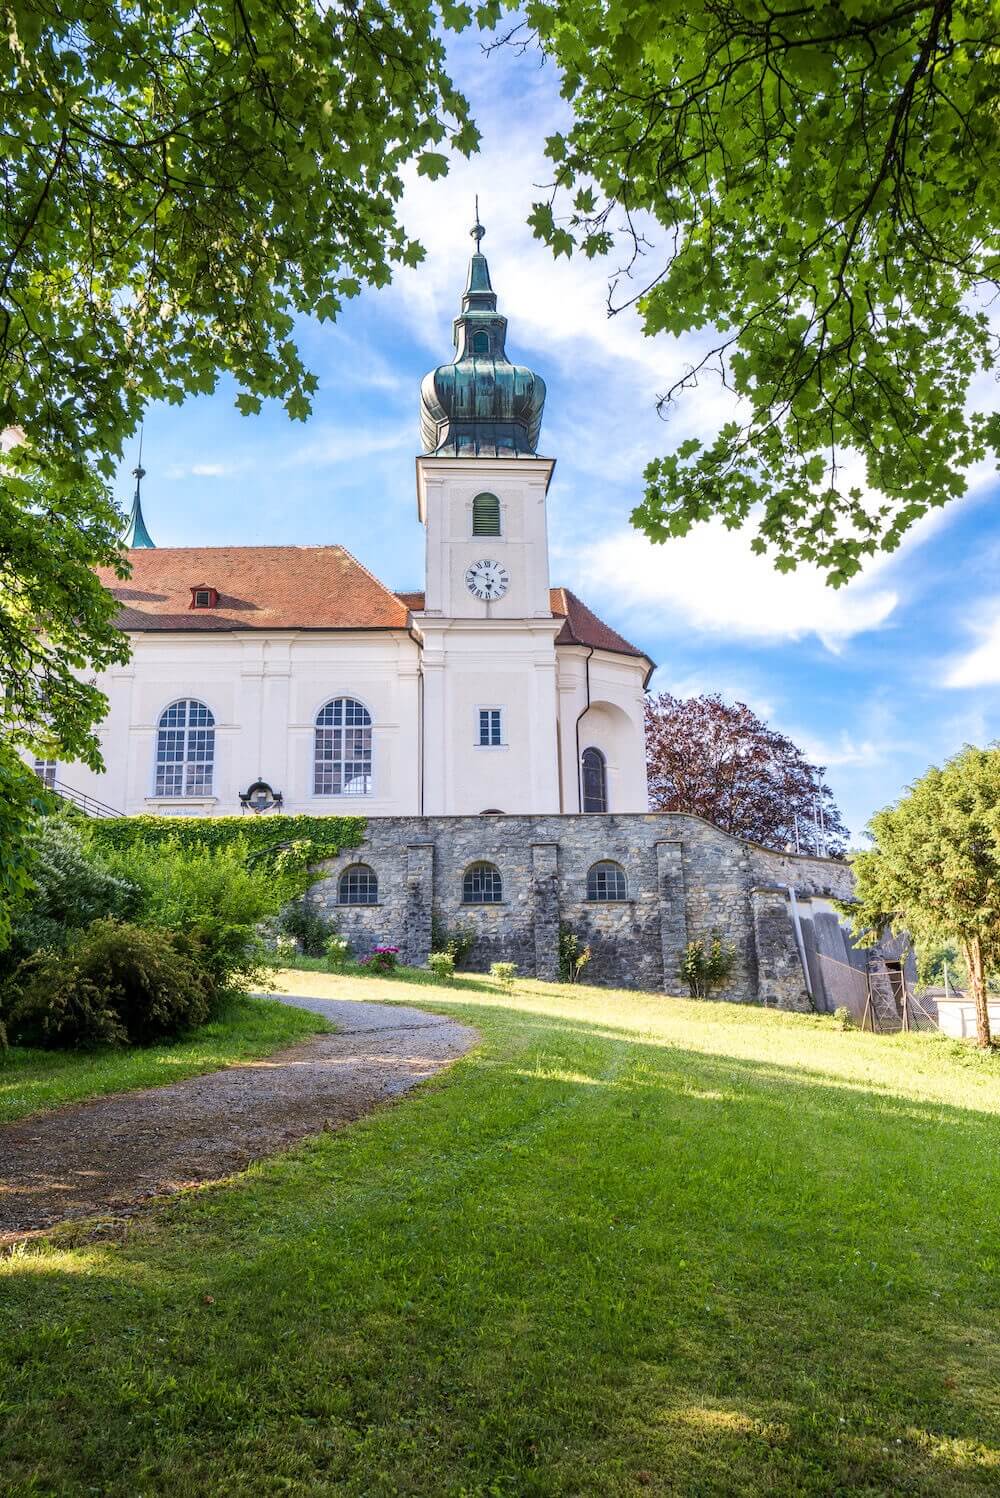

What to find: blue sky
left=117, top=29, right=1000, bottom=845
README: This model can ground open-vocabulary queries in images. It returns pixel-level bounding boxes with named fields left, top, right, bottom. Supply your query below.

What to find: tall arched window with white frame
left=314, top=698, right=373, bottom=797
left=155, top=699, right=215, bottom=797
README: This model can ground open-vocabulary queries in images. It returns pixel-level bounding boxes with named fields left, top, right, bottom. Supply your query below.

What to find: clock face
left=465, top=559, right=510, bottom=601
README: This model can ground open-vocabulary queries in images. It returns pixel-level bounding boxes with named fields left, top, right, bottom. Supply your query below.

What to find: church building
left=70, top=217, right=653, bottom=819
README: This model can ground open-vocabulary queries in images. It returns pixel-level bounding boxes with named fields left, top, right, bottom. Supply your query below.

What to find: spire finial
left=123, top=425, right=155, bottom=548
left=471, top=196, right=485, bottom=249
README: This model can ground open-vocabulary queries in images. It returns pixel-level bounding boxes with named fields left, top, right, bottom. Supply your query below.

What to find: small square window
left=477, top=708, right=503, bottom=747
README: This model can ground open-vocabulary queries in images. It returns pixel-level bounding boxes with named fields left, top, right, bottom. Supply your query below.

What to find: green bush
left=833, top=1005, right=856, bottom=1031
left=101, top=836, right=304, bottom=1005
left=681, top=934, right=738, bottom=999
left=3, top=919, right=209, bottom=1050
left=280, top=900, right=333, bottom=956
left=2, top=817, right=140, bottom=974
left=558, top=926, right=592, bottom=984
left=324, top=934, right=350, bottom=971
left=490, top=961, right=517, bottom=994
left=428, top=949, right=455, bottom=982
left=430, top=915, right=476, bottom=968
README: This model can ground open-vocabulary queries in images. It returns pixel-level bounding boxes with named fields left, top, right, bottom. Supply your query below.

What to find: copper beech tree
left=644, top=693, right=847, bottom=856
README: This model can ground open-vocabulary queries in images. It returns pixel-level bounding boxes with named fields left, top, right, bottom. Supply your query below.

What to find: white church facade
left=62, top=218, right=654, bottom=819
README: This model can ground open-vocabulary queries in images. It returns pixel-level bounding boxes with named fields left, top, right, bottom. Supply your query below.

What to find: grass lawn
left=3, top=970, right=1000, bottom=1495
left=0, top=991, right=328, bottom=1124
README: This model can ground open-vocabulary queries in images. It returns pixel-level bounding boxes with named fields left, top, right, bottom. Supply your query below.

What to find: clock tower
left=413, top=211, right=563, bottom=815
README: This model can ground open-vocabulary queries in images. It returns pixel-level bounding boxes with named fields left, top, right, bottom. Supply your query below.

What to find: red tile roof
left=396, top=586, right=651, bottom=670
left=100, top=547, right=411, bottom=632
left=547, top=586, right=647, bottom=661
left=102, top=549, right=652, bottom=673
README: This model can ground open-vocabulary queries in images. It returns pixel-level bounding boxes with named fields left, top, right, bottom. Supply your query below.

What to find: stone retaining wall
left=307, top=812, right=860, bottom=1008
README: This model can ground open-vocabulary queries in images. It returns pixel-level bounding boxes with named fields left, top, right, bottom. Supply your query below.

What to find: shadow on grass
left=4, top=1003, right=1000, bottom=1496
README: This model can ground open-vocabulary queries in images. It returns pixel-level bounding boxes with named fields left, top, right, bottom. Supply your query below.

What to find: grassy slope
left=3, top=970, right=1000, bottom=1496
left=0, top=992, right=327, bottom=1124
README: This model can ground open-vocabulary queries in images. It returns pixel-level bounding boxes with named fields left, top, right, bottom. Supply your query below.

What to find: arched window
left=462, top=861, right=503, bottom=904
left=587, top=860, right=627, bottom=902
left=338, top=864, right=378, bottom=905
left=471, top=330, right=490, bottom=355
left=315, top=698, right=372, bottom=796
left=155, top=699, right=215, bottom=797
left=581, top=747, right=607, bottom=813
left=472, top=492, right=501, bottom=537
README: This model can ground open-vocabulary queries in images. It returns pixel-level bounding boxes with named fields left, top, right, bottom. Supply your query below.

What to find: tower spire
left=418, top=206, right=547, bottom=457
left=123, top=430, right=155, bottom=548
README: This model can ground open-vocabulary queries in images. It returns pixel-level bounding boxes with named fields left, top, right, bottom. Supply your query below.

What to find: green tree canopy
left=524, top=0, right=1000, bottom=583
left=0, top=0, right=479, bottom=939
left=850, top=746, right=1000, bottom=1047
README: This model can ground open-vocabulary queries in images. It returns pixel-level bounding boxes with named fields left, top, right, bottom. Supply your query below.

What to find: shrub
left=3, top=919, right=209, bottom=1050
left=272, top=934, right=298, bottom=964
left=428, top=949, right=455, bottom=982
left=325, top=934, right=351, bottom=971
left=681, top=934, right=737, bottom=999
left=833, top=1005, right=856, bottom=1031
left=2, top=817, right=140, bottom=974
left=101, top=836, right=302, bottom=1005
left=430, top=915, right=476, bottom=968
left=360, top=946, right=399, bottom=975
left=490, top=961, right=517, bottom=994
left=558, top=926, right=592, bottom=985
left=89, top=813, right=366, bottom=870
left=280, top=900, right=333, bottom=956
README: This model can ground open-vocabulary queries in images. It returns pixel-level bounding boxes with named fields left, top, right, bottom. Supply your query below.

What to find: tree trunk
left=962, top=935, right=992, bottom=1049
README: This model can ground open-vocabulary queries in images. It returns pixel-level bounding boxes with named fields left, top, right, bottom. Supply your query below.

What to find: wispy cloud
left=280, top=422, right=413, bottom=469
left=571, top=523, right=899, bottom=650
left=943, top=605, right=1000, bottom=688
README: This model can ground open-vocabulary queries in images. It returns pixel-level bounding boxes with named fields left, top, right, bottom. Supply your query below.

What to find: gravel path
left=0, top=994, right=476, bottom=1244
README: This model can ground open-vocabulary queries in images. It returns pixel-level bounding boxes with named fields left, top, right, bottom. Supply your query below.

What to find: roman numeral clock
left=465, top=559, right=510, bottom=602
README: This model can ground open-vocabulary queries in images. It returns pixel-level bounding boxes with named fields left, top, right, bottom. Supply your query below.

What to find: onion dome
left=420, top=208, right=546, bottom=457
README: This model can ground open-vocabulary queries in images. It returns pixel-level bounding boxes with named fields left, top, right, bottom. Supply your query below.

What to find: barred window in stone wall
left=581, top=747, right=607, bottom=813
left=155, top=699, right=215, bottom=797
left=462, top=861, right=503, bottom=904
left=315, top=698, right=373, bottom=797
left=338, top=864, right=379, bottom=905
left=586, top=860, right=627, bottom=902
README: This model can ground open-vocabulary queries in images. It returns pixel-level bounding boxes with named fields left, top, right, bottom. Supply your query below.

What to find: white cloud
left=165, top=460, right=240, bottom=479
left=573, top=522, right=899, bottom=650
left=281, top=422, right=412, bottom=468
left=944, top=607, right=1000, bottom=688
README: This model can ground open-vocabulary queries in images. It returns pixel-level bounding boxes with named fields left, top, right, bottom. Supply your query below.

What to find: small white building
left=49, top=218, right=653, bottom=819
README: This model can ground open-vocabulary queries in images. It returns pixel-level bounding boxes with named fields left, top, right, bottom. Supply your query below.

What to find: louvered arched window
left=155, top=699, right=215, bottom=797
left=462, top=862, right=503, bottom=905
left=472, top=492, right=501, bottom=537
left=315, top=698, right=373, bottom=797
left=586, top=860, right=627, bottom=902
left=581, top=747, right=607, bottom=813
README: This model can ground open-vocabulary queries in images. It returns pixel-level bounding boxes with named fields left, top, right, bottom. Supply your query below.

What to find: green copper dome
left=420, top=213, right=546, bottom=458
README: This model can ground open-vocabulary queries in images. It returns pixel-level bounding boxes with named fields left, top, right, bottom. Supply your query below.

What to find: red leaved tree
left=645, top=693, right=848, bottom=855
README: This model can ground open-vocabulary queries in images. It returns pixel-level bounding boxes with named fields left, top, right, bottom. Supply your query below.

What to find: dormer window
left=190, top=585, right=219, bottom=609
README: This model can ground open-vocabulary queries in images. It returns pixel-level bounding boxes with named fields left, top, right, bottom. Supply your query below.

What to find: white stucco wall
left=54, top=629, right=422, bottom=817
left=556, top=647, right=650, bottom=813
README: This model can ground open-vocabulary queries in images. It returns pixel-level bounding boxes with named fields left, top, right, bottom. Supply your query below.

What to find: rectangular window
left=33, top=757, right=57, bottom=789
left=477, top=708, right=503, bottom=747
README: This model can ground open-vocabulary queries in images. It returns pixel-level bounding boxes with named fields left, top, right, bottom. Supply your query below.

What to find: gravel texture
left=0, top=994, right=476, bottom=1244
